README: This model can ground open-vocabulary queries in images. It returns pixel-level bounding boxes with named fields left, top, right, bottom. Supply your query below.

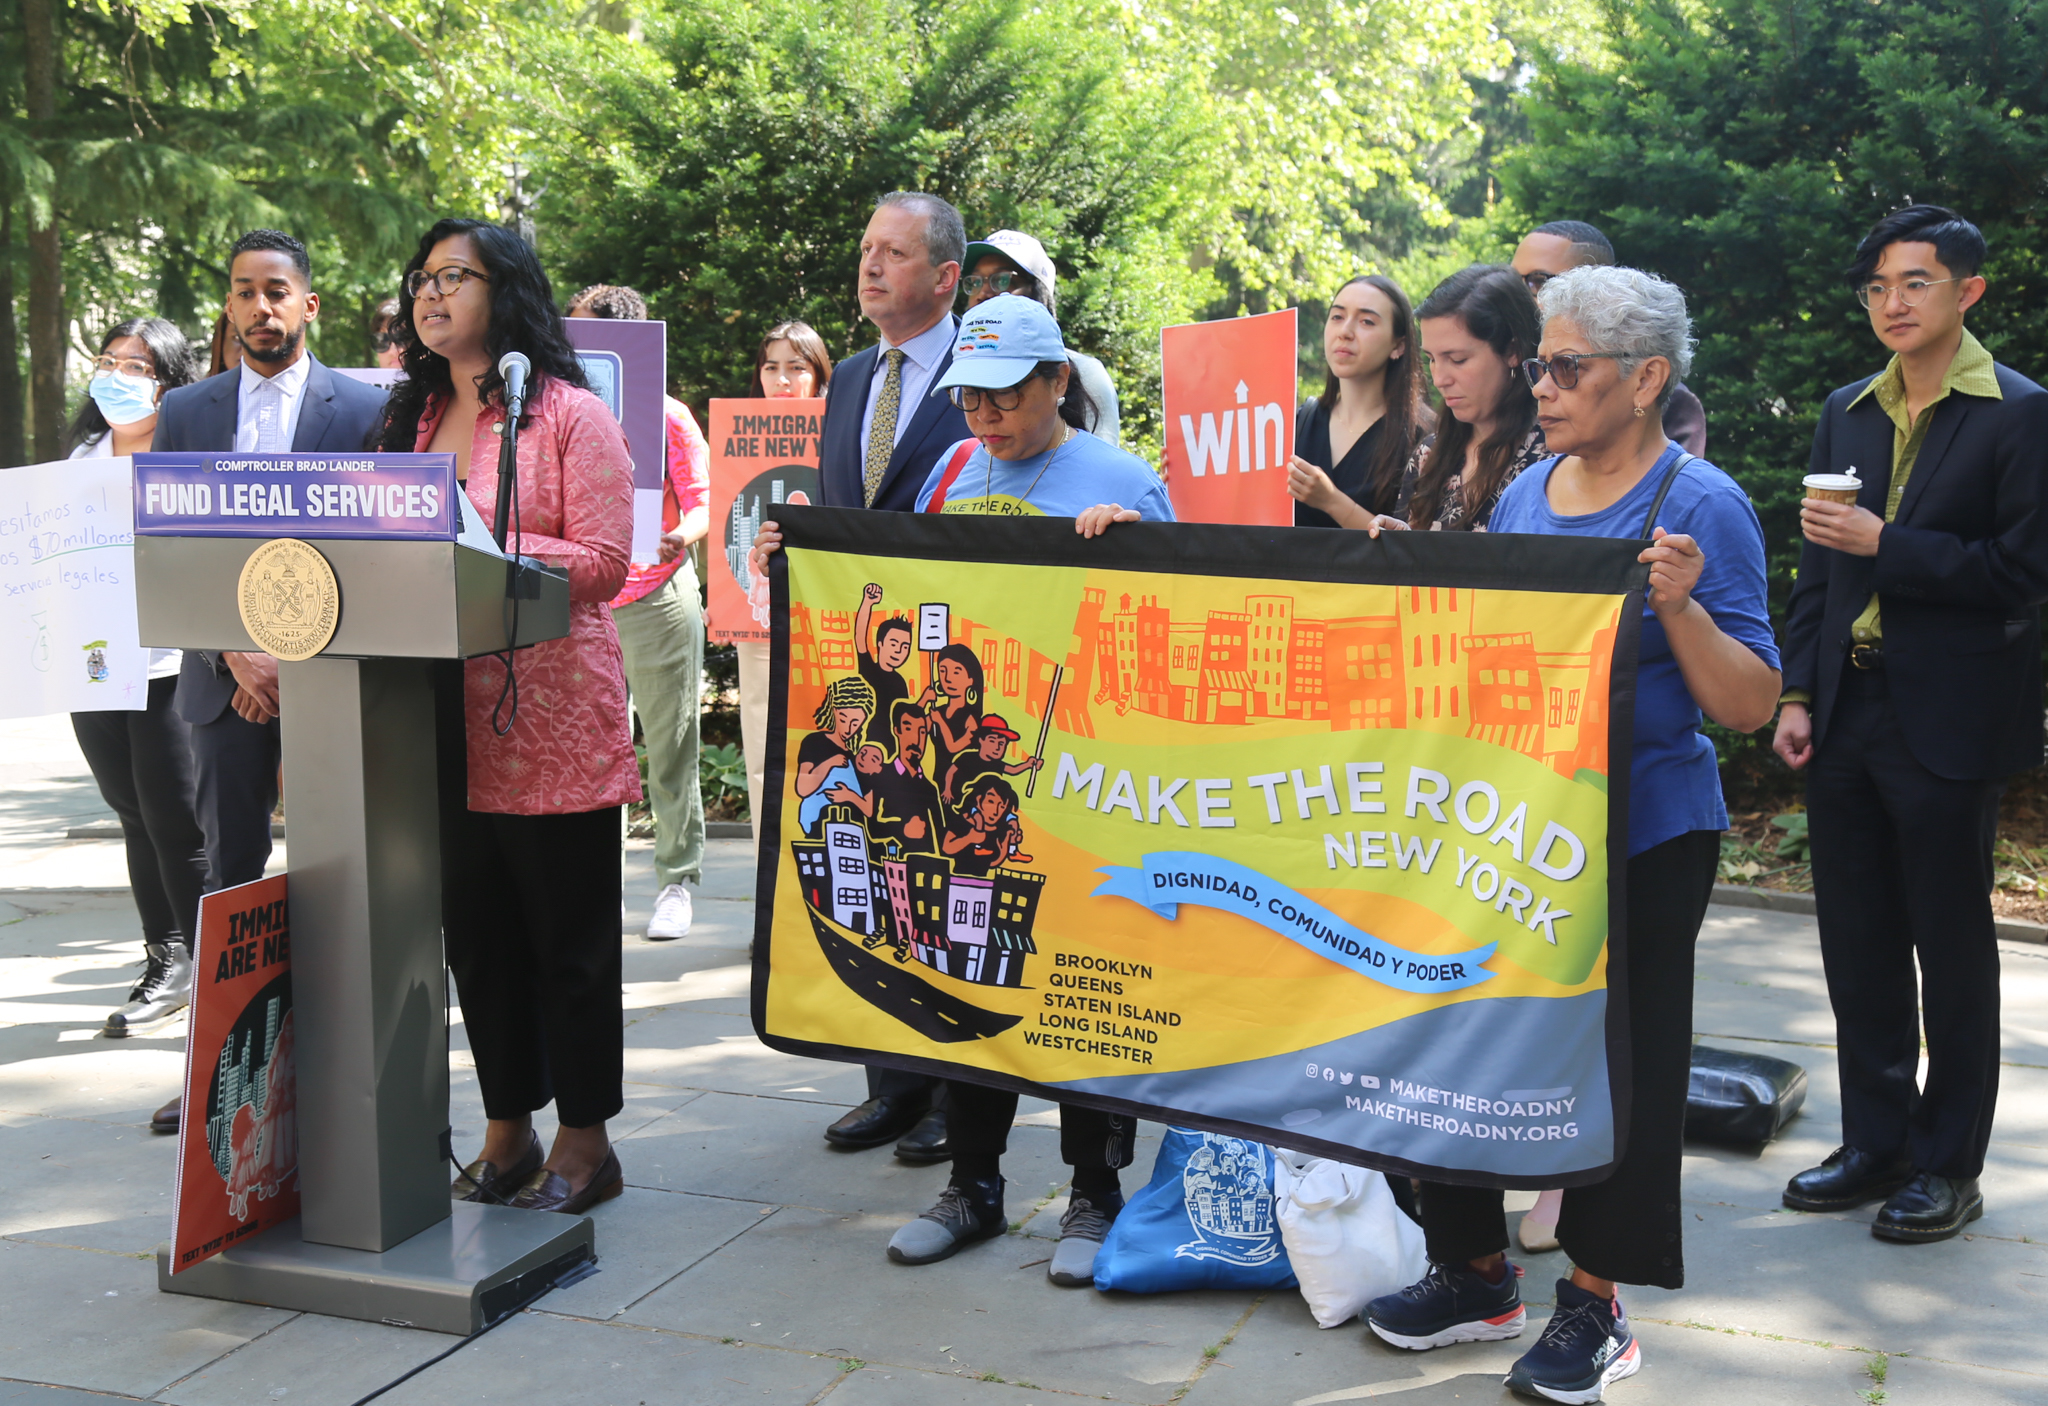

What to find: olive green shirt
left=1781, top=328, right=2001, bottom=707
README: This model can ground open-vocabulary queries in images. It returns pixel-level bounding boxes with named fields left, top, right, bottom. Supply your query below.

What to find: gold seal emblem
left=236, top=539, right=341, bottom=662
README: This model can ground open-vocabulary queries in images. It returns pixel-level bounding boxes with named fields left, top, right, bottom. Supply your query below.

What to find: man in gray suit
left=145, top=228, right=388, bottom=1132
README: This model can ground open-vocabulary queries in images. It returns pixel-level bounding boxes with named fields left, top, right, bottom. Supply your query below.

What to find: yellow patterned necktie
left=863, top=348, right=906, bottom=507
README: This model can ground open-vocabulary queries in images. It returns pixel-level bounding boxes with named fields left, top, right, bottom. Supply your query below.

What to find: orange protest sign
left=171, top=874, right=296, bottom=1274
left=1160, top=308, right=1299, bottom=526
left=707, top=397, right=825, bottom=642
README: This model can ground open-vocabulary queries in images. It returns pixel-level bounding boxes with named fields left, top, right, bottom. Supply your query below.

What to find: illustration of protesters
left=920, top=642, right=986, bottom=789
left=795, top=676, right=875, bottom=815
left=854, top=583, right=916, bottom=751
left=940, top=776, right=1029, bottom=875
left=940, top=714, right=1043, bottom=809
left=867, top=701, right=943, bottom=856
left=797, top=742, right=886, bottom=836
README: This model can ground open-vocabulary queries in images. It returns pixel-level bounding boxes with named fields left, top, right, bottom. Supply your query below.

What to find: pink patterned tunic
left=416, top=377, right=644, bottom=815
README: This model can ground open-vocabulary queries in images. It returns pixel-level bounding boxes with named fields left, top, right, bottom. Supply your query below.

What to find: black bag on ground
left=1685, top=1045, right=1808, bottom=1146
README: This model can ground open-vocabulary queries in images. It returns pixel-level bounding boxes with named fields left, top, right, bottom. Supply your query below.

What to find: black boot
left=825, top=1094, right=927, bottom=1149
left=1872, top=1172, right=1984, bottom=1243
left=893, top=1104, right=951, bottom=1163
left=887, top=1174, right=1006, bottom=1265
left=1783, top=1145, right=1912, bottom=1211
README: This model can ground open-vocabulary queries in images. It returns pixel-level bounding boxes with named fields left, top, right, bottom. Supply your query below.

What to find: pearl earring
left=1633, top=405, right=1645, bottom=418
left=1057, top=396, right=1066, bottom=406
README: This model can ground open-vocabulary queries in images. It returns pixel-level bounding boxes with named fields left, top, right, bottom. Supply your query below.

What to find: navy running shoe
left=1505, top=1278, right=1641, bottom=1403
left=1366, top=1261, right=1526, bottom=1350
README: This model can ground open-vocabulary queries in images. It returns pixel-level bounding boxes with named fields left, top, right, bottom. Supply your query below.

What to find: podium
left=132, top=451, right=595, bottom=1334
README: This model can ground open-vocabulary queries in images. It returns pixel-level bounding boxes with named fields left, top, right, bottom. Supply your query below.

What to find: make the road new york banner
left=752, top=510, right=1649, bottom=1186
left=171, top=874, right=296, bottom=1272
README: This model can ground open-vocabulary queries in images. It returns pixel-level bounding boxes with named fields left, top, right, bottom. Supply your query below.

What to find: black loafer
left=150, top=1095, right=181, bottom=1135
left=452, top=1130, right=544, bottom=1203
left=893, top=1106, right=951, bottom=1163
left=1783, top=1145, right=1912, bottom=1211
left=1872, top=1171, right=1983, bottom=1243
left=825, top=1095, right=927, bottom=1149
left=508, top=1148, right=625, bottom=1215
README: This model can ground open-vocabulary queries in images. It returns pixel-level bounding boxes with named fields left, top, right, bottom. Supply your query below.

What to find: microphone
left=497, top=350, right=531, bottom=412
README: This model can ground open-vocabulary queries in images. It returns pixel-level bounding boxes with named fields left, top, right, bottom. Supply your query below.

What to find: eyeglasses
left=1855, top=277, right=1958, bottom=309
left=1521, top=351, right=1625, bottom=391
left=1522, top=271, right=1554, bottom=295
left=948, top=374, right=1041, bottom=412
left=961, top=271, right=1030, bottom=297
left=92, top=355, right=156, bottom=380
left=405, top=266, right=490, bottom=299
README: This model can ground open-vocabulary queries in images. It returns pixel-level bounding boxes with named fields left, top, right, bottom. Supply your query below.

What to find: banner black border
left=751, top=506, right=1650, bottom=1190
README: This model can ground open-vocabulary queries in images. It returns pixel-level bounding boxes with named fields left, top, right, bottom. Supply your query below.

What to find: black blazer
left=1783, top=361, right=2048, bottom=780
left=155, top=359, right=392, bottom=725
left=818, top=321, right=972, bottom=513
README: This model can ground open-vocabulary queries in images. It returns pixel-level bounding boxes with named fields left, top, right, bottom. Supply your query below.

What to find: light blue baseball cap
left=937, top=294, right=1068, bottom=390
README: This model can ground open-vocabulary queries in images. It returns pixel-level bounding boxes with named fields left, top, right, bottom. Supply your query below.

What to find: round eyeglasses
left=92, top=355, right=157, bottom=380
left=405, top=266, right=490, bottom=299
left=1855, top=277, right=1958, bottom=310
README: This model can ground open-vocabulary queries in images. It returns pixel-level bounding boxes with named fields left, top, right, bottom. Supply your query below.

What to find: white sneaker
left=647, top=884, right=693, bottom=940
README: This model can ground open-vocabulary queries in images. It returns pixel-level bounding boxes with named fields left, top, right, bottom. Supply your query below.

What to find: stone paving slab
left=542, top=1186, right=771, bottom=1321
left=0, top=1111, right=179, bottom=1254
left=377, top=1309, right=845, bottom=1405
left=613, top=1089, right=1070, bottom=1217
left=0, top=1237, right=289, bottom=1398
left=616, top=1204, right=1256, bottom=1402
left=157, top=1313, right=450, bottom=1406
left=822, top=1364, right=1087, bottom=1402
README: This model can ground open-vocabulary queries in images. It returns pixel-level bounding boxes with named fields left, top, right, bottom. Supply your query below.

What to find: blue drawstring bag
left=1093, top=1128, right=1297, bottom=1293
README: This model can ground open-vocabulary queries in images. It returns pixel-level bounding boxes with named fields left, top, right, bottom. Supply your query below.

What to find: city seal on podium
left=236, top=539, right=341, bottom=662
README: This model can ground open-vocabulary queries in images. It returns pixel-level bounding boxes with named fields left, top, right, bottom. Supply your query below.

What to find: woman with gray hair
left=1365, top=265, right=1782, bottom=1405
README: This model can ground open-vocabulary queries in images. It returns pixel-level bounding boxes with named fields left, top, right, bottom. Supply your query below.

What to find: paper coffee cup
left=1803, top=472, right=1861, bottom=506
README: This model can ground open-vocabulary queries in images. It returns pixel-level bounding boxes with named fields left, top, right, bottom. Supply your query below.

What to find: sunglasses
left=961, top=271, right=1031, bottom=297
left=1520, top=351, right=1625, bottom=391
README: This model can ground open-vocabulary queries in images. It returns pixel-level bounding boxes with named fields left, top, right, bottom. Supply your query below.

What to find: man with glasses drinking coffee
left=1510, top=219, right=1707, bottom=457
left=1775, top=205, right=2048, bottom=1244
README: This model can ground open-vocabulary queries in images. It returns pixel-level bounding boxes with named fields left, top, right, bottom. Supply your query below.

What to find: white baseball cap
left=963, top=230, right=1057, bottom=293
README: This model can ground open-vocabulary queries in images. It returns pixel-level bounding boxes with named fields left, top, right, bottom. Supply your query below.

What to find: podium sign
left=136, top=451, right=593, bottom=1333
left=171, top=875, right=299, bottom=1274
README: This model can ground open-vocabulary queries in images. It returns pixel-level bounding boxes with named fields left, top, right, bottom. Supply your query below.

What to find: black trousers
left=71, top=674, right=207, bottom=950
left=1807, top=666, right=2004, bottom=1180
left=946, top=1079, right=1137, bottom=1189
left=187, top=705, right=280, bottom=892
left=868, top=1066, right=939, bottom=1103
left=436, top=667, right=624, bottom=1130
left=1416, top=829, right=1718, bottom=1291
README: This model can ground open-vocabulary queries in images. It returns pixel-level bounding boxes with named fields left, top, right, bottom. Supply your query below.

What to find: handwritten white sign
left=0, top=456, right=148, bottom=718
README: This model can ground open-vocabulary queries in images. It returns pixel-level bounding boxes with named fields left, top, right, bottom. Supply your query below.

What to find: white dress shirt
left=70, top=434, right=179, bottom=677
left=235, top=355, right=313, bottom=453
left=859, top=314, right=957, bottom=454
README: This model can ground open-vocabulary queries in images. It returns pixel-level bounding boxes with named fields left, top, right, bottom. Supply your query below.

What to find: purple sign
left=132, top=452, right=460, bottom=540
left=564, top=318, right=666, bottom=562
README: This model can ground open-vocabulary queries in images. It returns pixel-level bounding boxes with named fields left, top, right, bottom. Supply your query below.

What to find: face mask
left=89, top=371, right=159, bottom=427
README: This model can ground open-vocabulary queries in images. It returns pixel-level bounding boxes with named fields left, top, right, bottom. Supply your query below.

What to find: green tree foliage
left=1504, top=0, right=2048, bottom=600
left=534, top=0, right=1219, bottom=453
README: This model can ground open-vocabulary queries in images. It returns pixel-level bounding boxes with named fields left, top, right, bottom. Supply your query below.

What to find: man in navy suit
left=151, top=230, right=389, bottom=1139
left=813, top=193, right=971, bottom=1158
left=1775, top=206, right=2048, bottom=1242
left=818, top=192, right=972, bottom=512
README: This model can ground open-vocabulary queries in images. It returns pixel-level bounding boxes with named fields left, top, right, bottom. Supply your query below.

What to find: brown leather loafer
left=451, top=1131, right=544, bottom=1203
left=507, top=1148, right=625, bottom=1214
left=150, top=1095, right=181, bottom=1135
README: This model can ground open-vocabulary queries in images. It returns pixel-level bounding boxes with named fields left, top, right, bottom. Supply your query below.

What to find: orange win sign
left=1160, top=308, right=1299, bottom=526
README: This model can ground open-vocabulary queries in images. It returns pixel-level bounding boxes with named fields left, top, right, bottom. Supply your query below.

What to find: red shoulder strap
left=923, top=441, right=980, bottom=514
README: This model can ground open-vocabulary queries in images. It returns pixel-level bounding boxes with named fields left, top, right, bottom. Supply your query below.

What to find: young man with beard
left=140, top=229, right=388, bottom=1136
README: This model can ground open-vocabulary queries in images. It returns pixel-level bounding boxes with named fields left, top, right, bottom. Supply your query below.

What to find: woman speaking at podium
left=377, top=217, right=641, bottom=1214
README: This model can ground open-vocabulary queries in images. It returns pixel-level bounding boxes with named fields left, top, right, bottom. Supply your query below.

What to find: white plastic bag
left=1271, top=1149, right=1429, bottom=1328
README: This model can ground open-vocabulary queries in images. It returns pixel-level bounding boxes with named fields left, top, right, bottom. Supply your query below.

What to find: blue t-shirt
left=915, top=429, right=1176, bottom=522
left=1488, top=443, right=1778, bottom=858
